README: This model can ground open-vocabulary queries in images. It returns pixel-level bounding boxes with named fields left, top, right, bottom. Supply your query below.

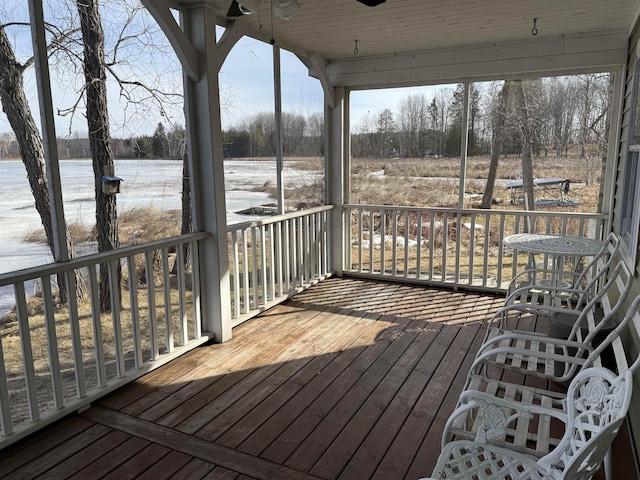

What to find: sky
left=0, top=1, right=448, bottom=139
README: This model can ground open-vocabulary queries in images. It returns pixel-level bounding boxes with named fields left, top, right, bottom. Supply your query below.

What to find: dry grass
left=24, top=207, right=182, bottom=247
left=347, top=154, right=601, bottom=212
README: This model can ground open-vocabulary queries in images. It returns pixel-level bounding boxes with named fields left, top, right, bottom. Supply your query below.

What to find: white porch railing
left=344, top=204, right=608, bottom=291
left=227, top=205, right=333, bottom=326
left=0, top=232, right=209, bottom=448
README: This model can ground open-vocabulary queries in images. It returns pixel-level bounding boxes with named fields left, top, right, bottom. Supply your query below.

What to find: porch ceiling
left=195, top=0, right=637, bottom=61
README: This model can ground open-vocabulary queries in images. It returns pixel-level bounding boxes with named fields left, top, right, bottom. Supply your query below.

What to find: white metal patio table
left=503, top=233, right=605, bottom=290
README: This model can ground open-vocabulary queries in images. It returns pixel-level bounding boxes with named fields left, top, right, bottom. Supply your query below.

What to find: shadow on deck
left=0, top=277, right=636, bottom=479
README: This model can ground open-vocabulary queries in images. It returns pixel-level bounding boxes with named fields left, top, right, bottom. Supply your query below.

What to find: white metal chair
left=474, top=260, right=632, bottom=385
left=442, top=296, right=640, bottom=480
left=421, top=366, right=632, bottom=480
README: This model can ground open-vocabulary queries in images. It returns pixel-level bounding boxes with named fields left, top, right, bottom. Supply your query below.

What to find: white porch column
left=182, top=6, right=232, bottom=342
left=327, top=87, right=348, bottom=275
left=458, top=82, right=470, bottom=209
left=28, top=0, right=69, bottom=262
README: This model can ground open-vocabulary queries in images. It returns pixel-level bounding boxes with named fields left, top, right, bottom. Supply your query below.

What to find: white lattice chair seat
left=474, top=260, right=631, bottom=386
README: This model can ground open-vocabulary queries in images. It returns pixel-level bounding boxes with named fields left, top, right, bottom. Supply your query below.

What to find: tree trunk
left=76, top=0, right=120, bottom=312
left=171, top=149, right=192, bottom=274
left=515, top=80, right=536, bottom=231
left=0, top=24, right=87, bottom=303
left=481, top=81, right=510, bottom=209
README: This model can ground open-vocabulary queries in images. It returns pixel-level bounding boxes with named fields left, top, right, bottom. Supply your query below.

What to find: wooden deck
left=0, top=277, right=637, bottom=479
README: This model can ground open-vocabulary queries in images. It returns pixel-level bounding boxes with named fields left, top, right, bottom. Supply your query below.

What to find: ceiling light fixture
left=272, top=0, right=299, bottom=20
left=227, top=0, right=299, bottom=20
left=357, top=0, right=386, bottom=6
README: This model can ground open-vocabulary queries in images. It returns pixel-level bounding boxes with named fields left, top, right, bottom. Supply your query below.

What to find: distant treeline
left=0, top=115, right=325, bottom=160
left=0, top=74, right=610, bottom=162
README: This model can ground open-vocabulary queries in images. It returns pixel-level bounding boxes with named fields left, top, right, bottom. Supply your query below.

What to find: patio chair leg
left=604, top=448, right=612, bottom=480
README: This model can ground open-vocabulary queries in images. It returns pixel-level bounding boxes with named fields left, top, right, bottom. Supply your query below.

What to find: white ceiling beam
left=328, top=31, right=628, bottom=88
left=298, top=52, right=336, bottom=109
left=141, top=0, right=199, bottom=81
left=216, top=20, right=247, bottom=72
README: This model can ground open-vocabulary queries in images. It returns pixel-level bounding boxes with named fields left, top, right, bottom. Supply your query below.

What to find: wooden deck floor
left=0, top=277, right=637, bottom=479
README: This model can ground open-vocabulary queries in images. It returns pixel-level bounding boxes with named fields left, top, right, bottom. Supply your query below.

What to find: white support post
left=274, top=45, right=285, bottom=214
left=182, top=6, right=232, bottom=342
left=28, top=0, right=69, bottom=262
left=601, top=67, right=625, bottom=233
left=327, top=87, right=348, bottom=276
left=458, top=82, right=470, bottom=209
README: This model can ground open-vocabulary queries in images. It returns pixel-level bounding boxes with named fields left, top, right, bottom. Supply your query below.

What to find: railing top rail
left=343, top=204, right=608, bottom=219
left=0, top=232, right=210, bottom=287
left=227, top=205, right=333, bottom=231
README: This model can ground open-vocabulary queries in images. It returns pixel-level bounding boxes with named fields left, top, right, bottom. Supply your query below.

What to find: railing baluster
left=284, top=220, right=291, bottom=292
left=0, top=332, right=11, bottom=436
left=268, top=224, right=276, bottom=299
left=275, top=222, right=283, bottom=297
left=65, top=271, right=86, bottom=397
left=144, top=250, right=159, bottom=360
left=108, top=261, right=125, bottom=377
left=260, top=225, right=268, bottom=305
left=161, top=248, right=173, bottom=354
left=88, top=265, right=108, bottom=385
left=429, top=214, right=435, bottom=281
left=368, top=208, right=374, bottom=272
left=416, top=212, right=423, bottom=279
left=191, top=240, right=202, bottom=338
left=176, top=244, right=188, bottom=346
left=380, top=210, right=386, bottom=275
left=403, top=210, right=409, bottom=278
left=313, top=212, right=323, bottom=280
left=391, top=209, right=398, bottom=277
left=127, top=255, right=143, bottom=367
left=251, top=227, right=259, bottom=309
left=454, top=211, right=461, bottom=284
left=323, top=210, right=329, bottom=275
left=442, top=212, right=448, bottom=282
left=306, top=214, right=313, bottom=282
left=231, top=231, right=240, bottom=319
left=14, top=283, right=39, bottom=422
left=297, top=216, right=304, bottom=287
left=468, top=212, right=477, bottom=286
left=497, top=213, right=506, bottom=288
left=40, top=276, right=63, bottom=408
left=40, top=275, right=64, bottom=410
left=242, top=227, right=250, bottom=314
left=357, top=208, right=363, bottom=271
left=482, top=212, right=490, bottom=287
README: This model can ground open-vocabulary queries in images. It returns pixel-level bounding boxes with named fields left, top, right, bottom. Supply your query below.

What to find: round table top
left=502, top=233, right=604, bottom=256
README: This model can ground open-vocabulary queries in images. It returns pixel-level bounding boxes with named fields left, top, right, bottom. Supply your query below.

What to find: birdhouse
left=101, top=176, right=123, bottom=195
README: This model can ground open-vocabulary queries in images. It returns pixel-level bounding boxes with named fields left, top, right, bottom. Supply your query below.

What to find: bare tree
left=0, top=20, right=87, bottom=303
left=398, top=93, right=428, bottom=158
left=76, top=0, right=120, bottom=311
left=481, top=81, right=511, bottom=209
left=515, top=80, right=536, bottom=223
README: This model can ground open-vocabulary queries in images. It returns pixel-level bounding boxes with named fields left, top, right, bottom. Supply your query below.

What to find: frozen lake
left=0, top=158, right=319, bottom=314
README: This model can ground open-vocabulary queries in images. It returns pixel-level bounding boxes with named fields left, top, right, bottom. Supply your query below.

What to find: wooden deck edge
left=80, top=405, right=322, bottom=480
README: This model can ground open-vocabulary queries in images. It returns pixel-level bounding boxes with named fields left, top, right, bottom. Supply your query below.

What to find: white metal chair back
left=538, top=367, right=632, bottom=479
left=568, top=259, right=632, bottom=346
left=575, top=232, right=620, bottom=295
left=583, top=295, right=640, bottom=373
left=426, top=367, right=632, bottom=480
